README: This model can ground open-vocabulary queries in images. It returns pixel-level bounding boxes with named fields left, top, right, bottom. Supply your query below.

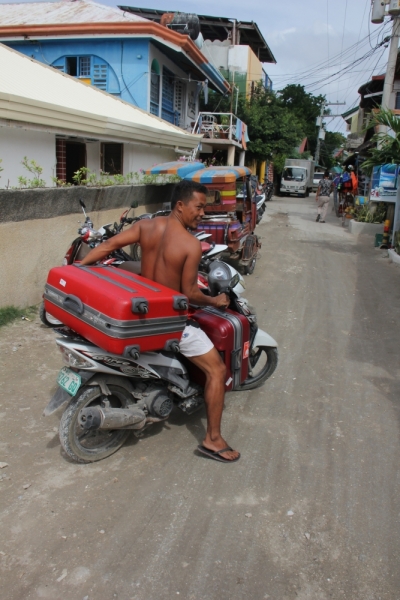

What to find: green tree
left=201, top=84, right=306, bottom=168
left=319, top=132, right=346, bottom=168
left=278, top=84, right=325, bottom=157
left=360, top=109, right=400, bottom=173
left=239, top=84, right=304, bottom=165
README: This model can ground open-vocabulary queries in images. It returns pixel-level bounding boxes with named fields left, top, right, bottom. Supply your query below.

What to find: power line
left=303, top=35, right=390, bottom=94
left=273, top=21, right=387, bottom=85
left=336, top=0, right=349, bottom=100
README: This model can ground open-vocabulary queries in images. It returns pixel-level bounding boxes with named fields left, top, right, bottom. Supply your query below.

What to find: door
left=65, top=142, right=86, bottom=184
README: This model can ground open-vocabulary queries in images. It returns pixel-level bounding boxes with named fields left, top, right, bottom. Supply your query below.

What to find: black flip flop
left=197, top=445, right=240, bottom=463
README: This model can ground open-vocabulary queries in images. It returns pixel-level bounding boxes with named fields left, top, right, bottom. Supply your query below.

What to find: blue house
left=0, top=0, right=230, bottom=131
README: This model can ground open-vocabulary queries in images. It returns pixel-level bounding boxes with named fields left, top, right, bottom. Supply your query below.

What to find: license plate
left=57, top=367, right=81, bottom=396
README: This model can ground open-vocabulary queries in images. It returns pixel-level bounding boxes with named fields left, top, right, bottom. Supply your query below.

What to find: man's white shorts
left=178, top=325, right=214, bottom=358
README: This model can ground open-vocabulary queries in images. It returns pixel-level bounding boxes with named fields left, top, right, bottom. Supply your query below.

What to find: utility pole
left=314, top=101, right=345, bottom=165
left=371, top=1, right=400, bottom=137
left=379, top=15, right=400, bottom=143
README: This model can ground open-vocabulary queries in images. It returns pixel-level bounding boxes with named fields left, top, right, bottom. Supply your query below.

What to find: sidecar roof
left=145, top=161, right=205, bottom=176
left=184, top=166, right=251, bottom=184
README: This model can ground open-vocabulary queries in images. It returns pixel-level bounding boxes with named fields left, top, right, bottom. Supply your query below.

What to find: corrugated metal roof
left=0, top=44, right=201, bottom=150
left=0, top=0, right=148, bottom=25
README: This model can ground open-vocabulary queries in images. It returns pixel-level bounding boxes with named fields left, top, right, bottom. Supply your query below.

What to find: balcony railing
left=192, top=112, right=246, bottom=143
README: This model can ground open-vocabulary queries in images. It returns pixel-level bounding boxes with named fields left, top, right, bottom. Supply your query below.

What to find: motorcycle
left=262, top=179, right=274, bottom=202
left=43, top=260, right=278, bottom=463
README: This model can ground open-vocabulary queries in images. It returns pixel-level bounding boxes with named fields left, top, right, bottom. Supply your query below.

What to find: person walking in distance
left=316, top=170, right=333, bottom=223
left=80, top=181, right=240, bottom=463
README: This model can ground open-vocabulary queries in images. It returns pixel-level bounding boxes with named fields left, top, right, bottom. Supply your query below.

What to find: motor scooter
left=44, top=260, right=278, bottom=463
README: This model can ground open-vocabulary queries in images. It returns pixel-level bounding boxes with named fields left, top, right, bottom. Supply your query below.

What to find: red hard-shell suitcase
left=43, top=265, right=188, bottom=357
left=188, top=307, right=250, bottom=391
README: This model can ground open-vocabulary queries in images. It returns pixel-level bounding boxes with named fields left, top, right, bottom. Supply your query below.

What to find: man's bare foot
left=201, top=436, right=240, bottom=461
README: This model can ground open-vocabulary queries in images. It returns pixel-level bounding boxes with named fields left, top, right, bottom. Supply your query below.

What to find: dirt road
left=1, top=195, right=400, bottom=600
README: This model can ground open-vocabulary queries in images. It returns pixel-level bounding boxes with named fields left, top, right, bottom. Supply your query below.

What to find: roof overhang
left=341, top=107, right=358, bottom=121
left=119, top=6, right=276, bottom=63
left=0, top=90, right=202, bottom=150
left=0, top=21, right=230, bottom=95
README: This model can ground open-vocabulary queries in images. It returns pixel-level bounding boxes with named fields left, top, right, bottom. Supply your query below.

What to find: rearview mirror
left=131, top=201, right=138, bottom=209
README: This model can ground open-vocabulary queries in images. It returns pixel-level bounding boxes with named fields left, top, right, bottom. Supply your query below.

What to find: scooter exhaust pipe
left=78, top=405, right=146, bottom=430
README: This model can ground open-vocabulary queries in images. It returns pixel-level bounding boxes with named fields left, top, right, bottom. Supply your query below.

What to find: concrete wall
left=86, top=141, right=101, bottom=175
left=203, top=40, right=229, bottom=71
left=205, top=43, right=263, bottom=99
left=123, top=145, right=175, bottom=174
left=0, top=184, right=175, bottom=308
left=0, top=126, right=56, bottom=188
left=228, top=45, right=249, bottom=73
left=246, top=48, right=263, bottom=95
left=0, top=124, right=177, bottom=187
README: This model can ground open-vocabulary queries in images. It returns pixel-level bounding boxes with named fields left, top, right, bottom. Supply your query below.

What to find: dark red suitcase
left=43, top=265, right=188, bottom=357
left=188, top=307, right=250, bottom=391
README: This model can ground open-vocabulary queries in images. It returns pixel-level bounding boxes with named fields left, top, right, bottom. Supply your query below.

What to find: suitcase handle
left=63, top=294, right=84, bottom=315
left=131, top=297, right=149, bottom=314
left=231, top=348, right=242, bottom=371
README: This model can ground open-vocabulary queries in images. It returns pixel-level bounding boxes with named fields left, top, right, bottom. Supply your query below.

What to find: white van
left=312, top=172, right=324, bottom=192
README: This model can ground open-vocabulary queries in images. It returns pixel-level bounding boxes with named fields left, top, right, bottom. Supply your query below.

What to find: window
left=66, top=57, right=78, bottom=77
left=79, top=56, right=91, bottom=77
left=52, top=56, right=114, bottom=93
left=102, top=143, right=123, bottom=175
left=66, top=56, right=91, bottom=78
left=283, top=167, right=305, bottom=182
left=396, top=92, right=400, bottom=110
left=150, top=59, right=160, bottom=116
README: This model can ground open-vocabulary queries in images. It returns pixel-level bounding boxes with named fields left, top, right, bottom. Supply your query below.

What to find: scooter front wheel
left=237, top=346, right=278, bottom=390
left=59, top=384, right=133, bottom=463
left=130, top=243, right=142, bottom=261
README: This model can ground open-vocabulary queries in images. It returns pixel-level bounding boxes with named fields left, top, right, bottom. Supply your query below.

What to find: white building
left=0, top=43, right=202, bottom=187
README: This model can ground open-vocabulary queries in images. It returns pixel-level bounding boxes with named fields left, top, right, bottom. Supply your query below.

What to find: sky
left=1, top=0, right=393, bottom=133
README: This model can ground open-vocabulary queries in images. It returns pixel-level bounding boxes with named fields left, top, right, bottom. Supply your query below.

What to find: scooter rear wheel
left=237, top=346, right=278, bottom=390
left=59, top=384, right=134, bottom=463
left=39, top=302, right=63, bottom=328
left=244, top=257, right=256, bottom=275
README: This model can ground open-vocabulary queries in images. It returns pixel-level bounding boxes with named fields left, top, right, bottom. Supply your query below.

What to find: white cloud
left=311, top=21, right=338, bottom=37
left=269, top=27, right=297, bottom=44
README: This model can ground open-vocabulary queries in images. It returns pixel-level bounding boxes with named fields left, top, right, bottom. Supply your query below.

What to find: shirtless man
left=80, top=180, right=240, bottom=463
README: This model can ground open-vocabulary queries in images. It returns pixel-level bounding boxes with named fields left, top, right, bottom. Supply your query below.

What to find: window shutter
left=175, top=81, right=183, bottom=113
left=161, top=67, right=175, bottom=123
left=93, top=63, right=108, bottom=90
